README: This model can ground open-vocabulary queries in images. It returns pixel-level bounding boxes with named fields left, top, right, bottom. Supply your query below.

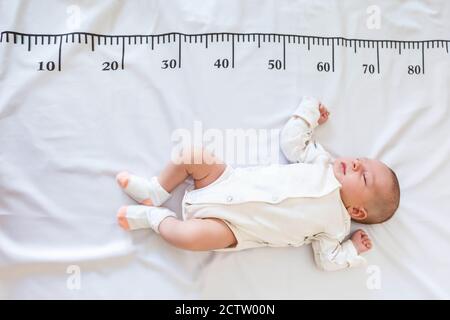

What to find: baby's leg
left=158, top=216, right=237, bottom=251
left=116, top=146, right=226, bottom=206
left=158, top=146, right=227, bottom=192
left=117, top=205, right=237, bottom=250
left=117, top=147, right=227, bottom=230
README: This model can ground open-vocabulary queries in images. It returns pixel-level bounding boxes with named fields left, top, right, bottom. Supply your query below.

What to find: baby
left=115, top=97, right=400, bottom=271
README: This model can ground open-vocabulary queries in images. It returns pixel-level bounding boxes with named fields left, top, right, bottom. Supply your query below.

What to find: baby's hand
left=351, top=229, right=372, bottom=254
left=318, top=103, right=330, bottom=125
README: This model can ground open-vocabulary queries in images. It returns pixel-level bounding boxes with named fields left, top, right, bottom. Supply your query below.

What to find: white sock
left=122, top=205, right=176, bottom=233
left=124, top=175, right=171, bottom=206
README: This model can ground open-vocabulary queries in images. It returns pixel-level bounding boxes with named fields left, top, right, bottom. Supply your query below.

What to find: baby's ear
left=347, top=206, right=368, bottom=221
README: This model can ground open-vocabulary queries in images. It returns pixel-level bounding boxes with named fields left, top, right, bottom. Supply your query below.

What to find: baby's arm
left=280, top=97, right=331, bottom=164
left=311, top=231, right=368, bottom=271
left=350, top=229, right=373, bottom=254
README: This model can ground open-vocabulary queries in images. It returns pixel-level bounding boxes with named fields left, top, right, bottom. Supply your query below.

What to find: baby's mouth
left=341, top=162, right=346, bottom=175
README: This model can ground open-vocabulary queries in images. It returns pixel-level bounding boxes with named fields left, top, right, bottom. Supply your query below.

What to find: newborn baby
left=115, top=97, right=400, bottom=271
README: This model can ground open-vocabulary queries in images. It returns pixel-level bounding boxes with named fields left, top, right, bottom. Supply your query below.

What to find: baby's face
left=332, top=157, right=391, bottom=208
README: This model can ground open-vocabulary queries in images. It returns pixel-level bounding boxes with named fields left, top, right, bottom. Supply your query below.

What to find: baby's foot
left=116, top=205, right=176, bottom=233
left=117, top=205, right=150, bottom=230
left=117, top=206, right=131, bottom=230
left=116, top=172, right=130, bottom=189
left=116, top=171, right=171, bottom=206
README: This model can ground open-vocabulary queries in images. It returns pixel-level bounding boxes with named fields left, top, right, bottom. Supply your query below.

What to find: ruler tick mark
left=121, top=37, right=125, bottom=70
left=178, top=34, right=181, bottom=68
left=331, top=38, right=335, bottom=72
left=231, top=34, right=235, bottom=68
left=376, top=41, right=380, bottom=74
left=58, top=36, right=62, bottom=71
left=421, top=42, right=425, bottom=74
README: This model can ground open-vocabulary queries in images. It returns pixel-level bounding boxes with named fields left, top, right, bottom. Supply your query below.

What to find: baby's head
left=332, top=157, right=400, bottom=224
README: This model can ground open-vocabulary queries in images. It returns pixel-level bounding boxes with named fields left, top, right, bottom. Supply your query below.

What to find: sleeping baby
left=115, top=97, right=400, bottom=271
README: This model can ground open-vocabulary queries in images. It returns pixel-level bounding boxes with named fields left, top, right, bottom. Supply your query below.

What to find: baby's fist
left=351, top=229, right=372, bottom=254
left=318, top=103, right=330, bottom=125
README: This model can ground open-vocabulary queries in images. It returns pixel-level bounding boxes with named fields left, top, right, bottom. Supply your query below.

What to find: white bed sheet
left=1, top=0, right=449, bottom=299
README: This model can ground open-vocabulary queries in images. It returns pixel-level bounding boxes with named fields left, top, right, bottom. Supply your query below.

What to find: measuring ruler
left=1, top=31, right=449, bottom=75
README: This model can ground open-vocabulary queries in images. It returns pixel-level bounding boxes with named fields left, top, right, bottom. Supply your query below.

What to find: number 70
left=362, top=64, right=375, bottom=74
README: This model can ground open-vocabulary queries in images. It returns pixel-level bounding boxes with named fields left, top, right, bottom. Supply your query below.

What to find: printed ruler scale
left=1, top=31, right=449, bottom=75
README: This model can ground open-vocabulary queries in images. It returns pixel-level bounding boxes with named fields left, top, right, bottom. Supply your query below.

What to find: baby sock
left=116, top=172, right=171, bottom=206
left=117, top=205, right=176, bottom=233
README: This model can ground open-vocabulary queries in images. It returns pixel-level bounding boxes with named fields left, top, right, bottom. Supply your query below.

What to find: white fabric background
left=0, top=0, right=449, bottom=299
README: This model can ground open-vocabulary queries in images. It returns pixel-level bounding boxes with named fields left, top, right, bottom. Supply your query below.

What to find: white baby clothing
left=181, top=96, right=366, bottom=271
